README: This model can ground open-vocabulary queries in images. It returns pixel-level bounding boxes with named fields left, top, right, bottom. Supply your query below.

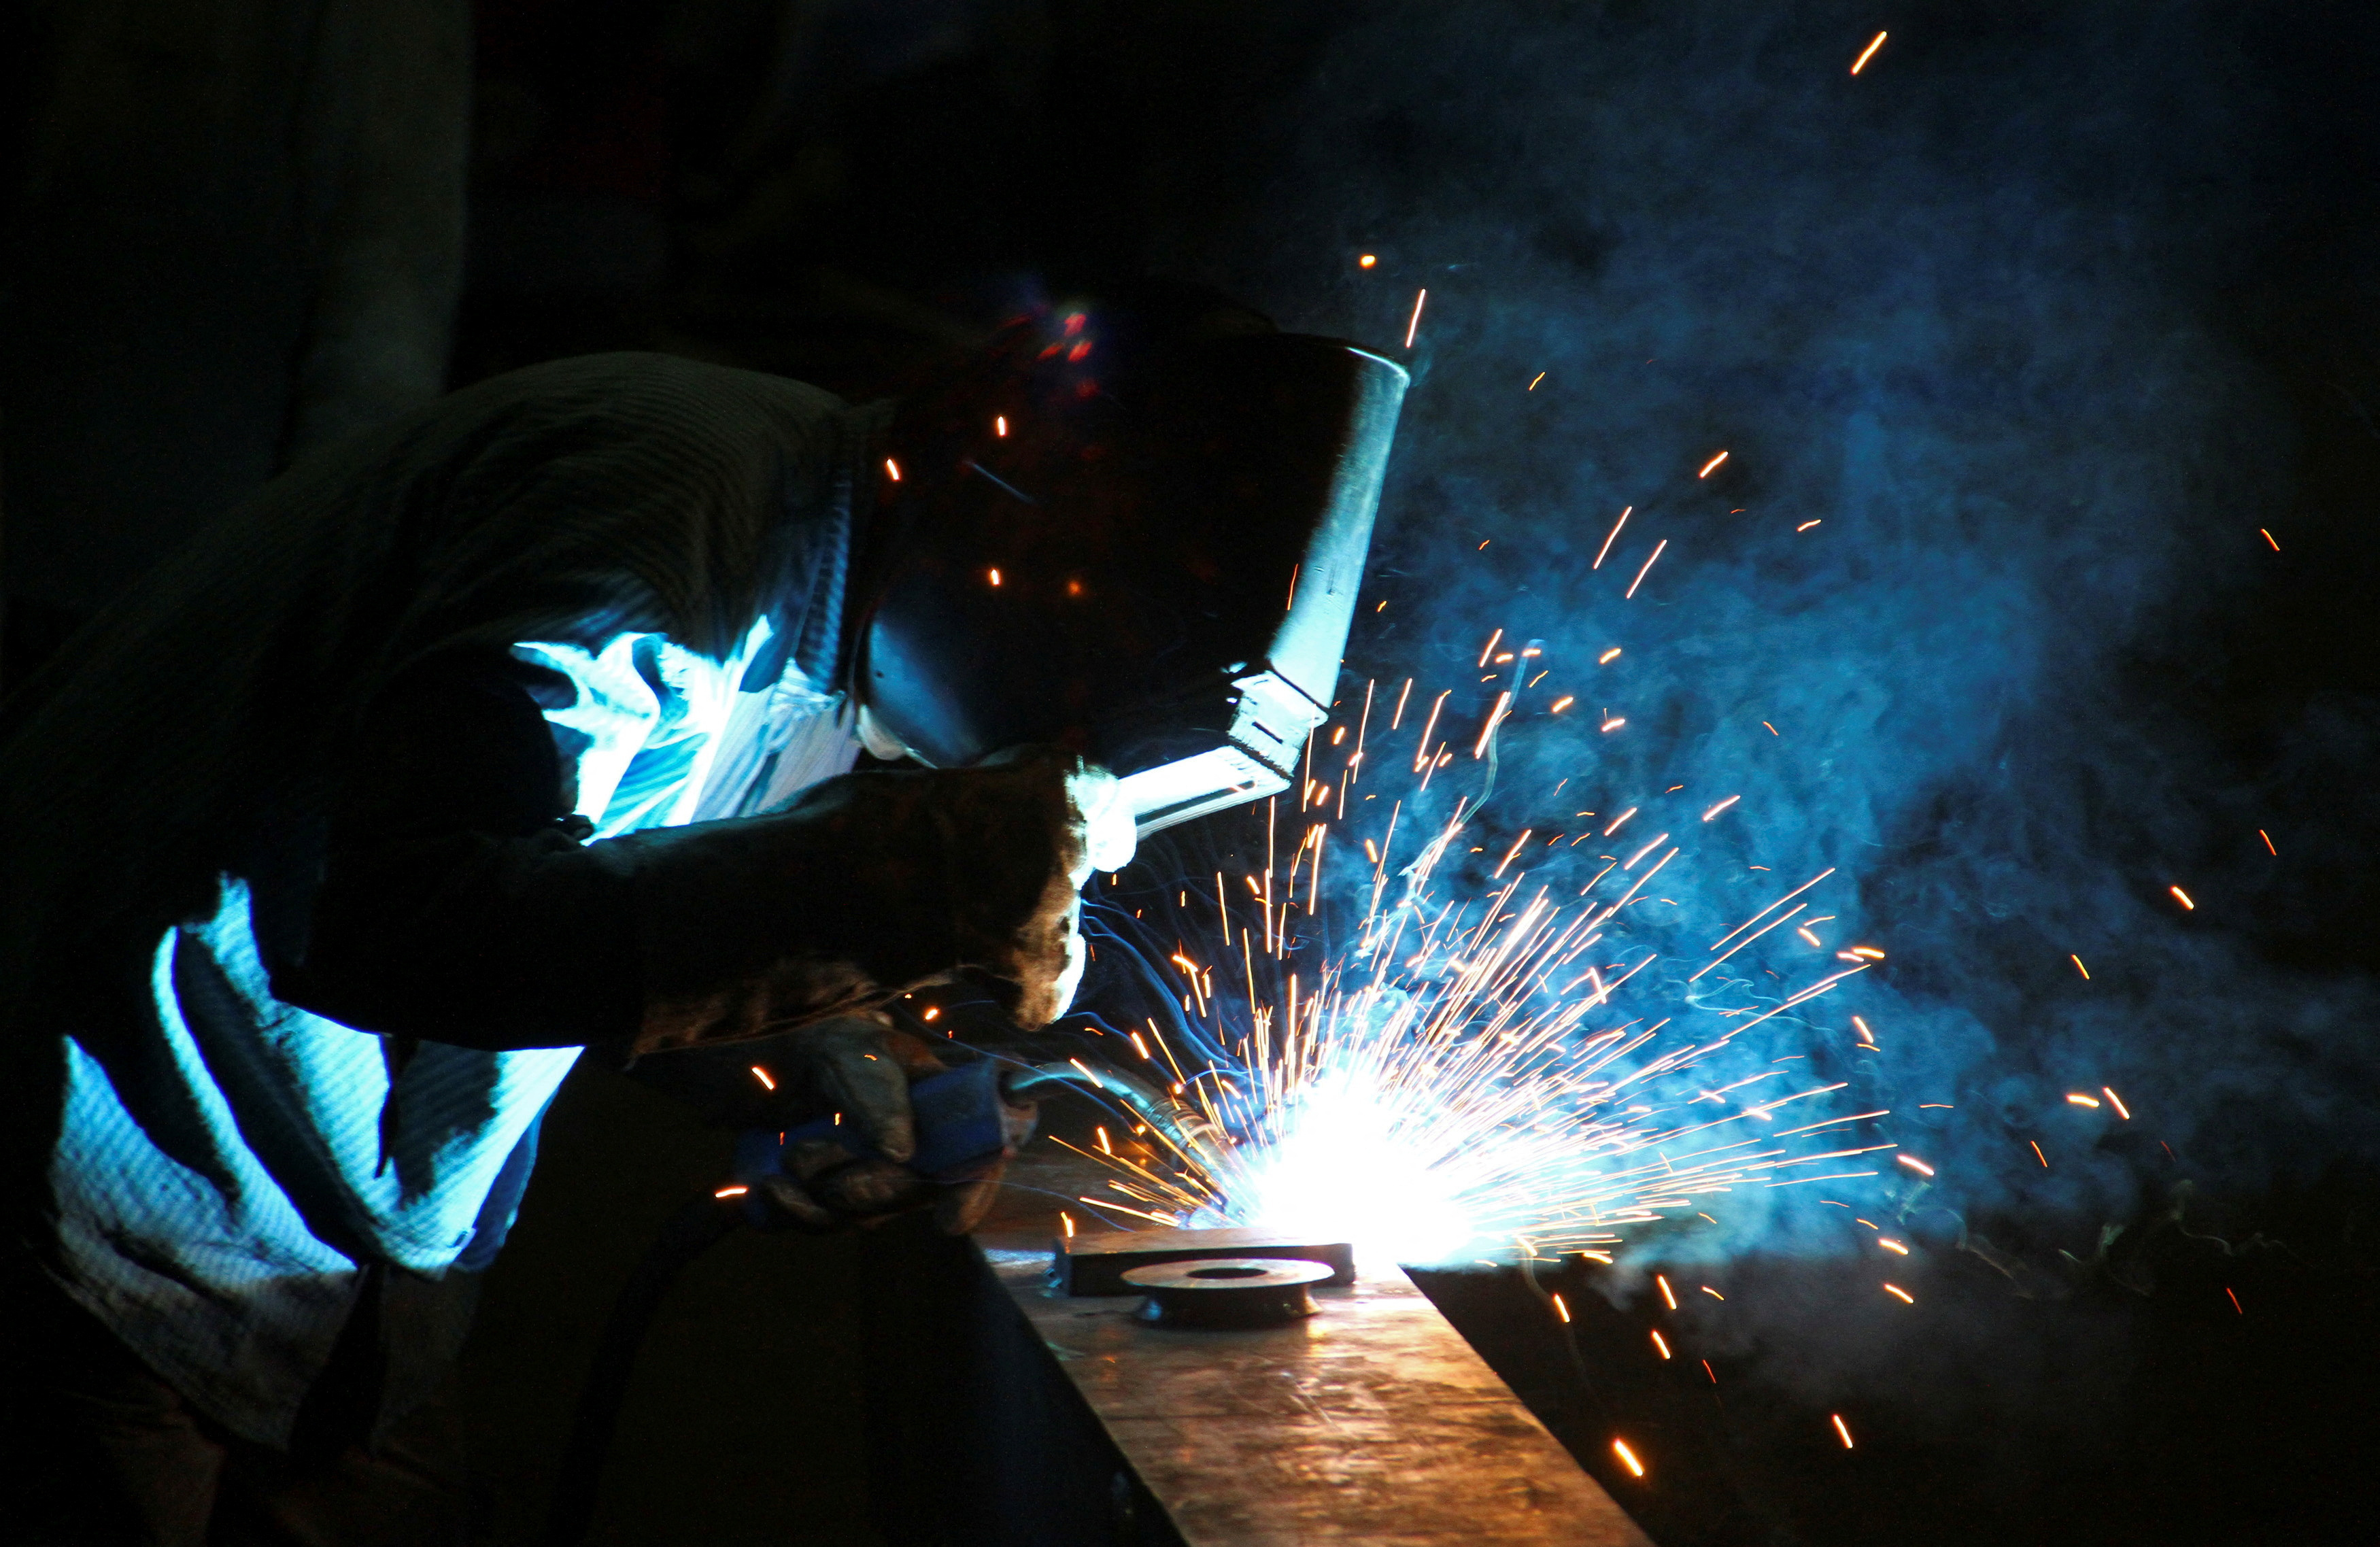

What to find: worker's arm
left=275, top=650, right=1095, bottom=1058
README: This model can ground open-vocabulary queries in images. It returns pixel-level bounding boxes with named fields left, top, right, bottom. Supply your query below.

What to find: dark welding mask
left=850, top=288, right=1408, bottom=836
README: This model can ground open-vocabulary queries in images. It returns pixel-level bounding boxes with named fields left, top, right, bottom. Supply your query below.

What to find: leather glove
left=623, top=747, right=1136, bottom=1055
left=747, top=1010, right=1040, bottom=1234
left=1002, top=752, right=1136, bottom=1027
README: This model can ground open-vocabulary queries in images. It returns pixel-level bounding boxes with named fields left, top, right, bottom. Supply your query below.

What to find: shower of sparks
left=1061, top=660, right=1903, bottom=1272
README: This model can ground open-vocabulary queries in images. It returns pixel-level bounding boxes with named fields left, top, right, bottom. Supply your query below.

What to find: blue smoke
left=1120, top=2, right=2380, bottom=1270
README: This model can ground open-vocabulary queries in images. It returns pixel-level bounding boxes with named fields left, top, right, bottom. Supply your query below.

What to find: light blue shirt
left=50, top=622, right=860, bottom=1446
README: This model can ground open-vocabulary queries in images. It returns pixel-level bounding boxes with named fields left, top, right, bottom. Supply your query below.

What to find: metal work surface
left=976, top=1159, right=1654, bottom=1547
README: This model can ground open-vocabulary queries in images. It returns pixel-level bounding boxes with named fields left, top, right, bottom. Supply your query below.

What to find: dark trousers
left=10, top=1267, right=482, bottom=1547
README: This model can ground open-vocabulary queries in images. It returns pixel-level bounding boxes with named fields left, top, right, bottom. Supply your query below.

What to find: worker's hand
left=775, top=1011, right=942, bottom=1164
left=747, top=1013, right=1038, bottom=1234
left=624, top=747, right=1138, bottom=1053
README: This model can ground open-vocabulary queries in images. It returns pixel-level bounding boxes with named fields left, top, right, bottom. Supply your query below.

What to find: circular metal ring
left=1121, top=1257, right=1336, bottom=1329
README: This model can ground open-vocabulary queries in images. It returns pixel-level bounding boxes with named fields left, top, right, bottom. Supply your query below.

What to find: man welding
left=1, top=282, right=1405, bottom=1544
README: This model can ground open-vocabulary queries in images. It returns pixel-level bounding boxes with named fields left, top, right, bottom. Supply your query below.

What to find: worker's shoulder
left=452, top=352, right=848, bottom=430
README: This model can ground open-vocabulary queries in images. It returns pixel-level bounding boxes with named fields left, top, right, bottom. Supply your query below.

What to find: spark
left=1478, top=628, right=1503, bottom=668
left=1552, top=1293, right=1571, bottom=1323
left=1878, top=1238, right=1908, bottom=1255
left=1850, top=31, right=1888, bottom=74
left=1625, top=539, right=1669, bottom=599
left=1612, top=1439, right=1646, bottom=1478
left=2071, top=954, right=2090, bottom=979
left=1796, top=520, right=1822, bottom=532
left=1474, top=692, right=1514, bottom=756
left=2030, top=1141, right=2049, bottom=1168
left=1404, top=288, right=1428, bottom=349
left=1359, top=254, right=1378, bottom=268
left=1061, top=1211, right=1076, bottom=1238
left=1882, top=1283, right=1914, bottom=1304
left=2226, top=1286, right=2243, bottom=1314
left=1697, top=450, right=1730, bottom=478
left=750, top=1066, right=775, bottom=1090
left=1529, top=372, right=1546, bottom=390
left=1602, top=716, right=1627, bottom=732
left=2258, top=829, right=2276, bottom=855
left=883, top=457, right=902, bottom=481
left=1593, top=507, right=1633, bottom=568
left=996, top=415, right=1008, bottom=437
left=2260, top=528, right=2279, bottom=551
left=1896, top=1155, right=1935, bottom=1177
left=1700, top=1286, right=1724, bottom=1301
left=1831, top=1414, right=1856, bottom=1449
left=1763, top=721, right=1779, bottom=735
left=1551, top=696, right=1576, bottom=714
left=1599, top=647, right=1624, bottom=664
left=714, top=1185, right=748, bottom=1198
left=2170, top=885, right=2196, bottom=910
left=2066, top=1093, right=2101, bottom=1108
left=1702, top=796, right=1741, bottom=821
left=988, top=568, right=1002, bottom=586
left=1657, top=1275, right=1678, bottom=1310
left=1625, top=833, right=1671, bottom=868
left=1650, top=1329, right=1671, bottom=1358
left=1495, top=832, right=1535, bottom=878
left=2104, top=1087, right=2130, bottom=1120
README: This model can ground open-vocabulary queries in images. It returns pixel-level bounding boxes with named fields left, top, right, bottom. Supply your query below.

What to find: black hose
left=543, top=1195, right=745, bottom=1547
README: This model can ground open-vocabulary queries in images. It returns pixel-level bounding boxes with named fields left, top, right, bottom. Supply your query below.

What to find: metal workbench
left=857, top=1149, right=1654, bottom=1546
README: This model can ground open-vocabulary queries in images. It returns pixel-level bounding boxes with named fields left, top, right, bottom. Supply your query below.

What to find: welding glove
left=624, top=745, right=1134, bottom=1053
left=749, top=1010, right=1040, bottom=1234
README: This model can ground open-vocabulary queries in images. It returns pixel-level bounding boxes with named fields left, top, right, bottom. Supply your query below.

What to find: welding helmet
left=850, top=284, right=1408, bottom=836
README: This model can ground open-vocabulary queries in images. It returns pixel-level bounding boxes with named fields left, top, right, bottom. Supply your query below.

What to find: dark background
left=9, top=3, right=2380, bottom=1544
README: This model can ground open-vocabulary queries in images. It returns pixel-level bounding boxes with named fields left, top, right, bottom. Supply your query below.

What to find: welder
left=1, top=282, right=1406, bottom=1544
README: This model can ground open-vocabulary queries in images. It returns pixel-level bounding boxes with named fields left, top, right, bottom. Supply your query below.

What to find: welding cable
left=544, top=1195, right=745, bottom=1547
